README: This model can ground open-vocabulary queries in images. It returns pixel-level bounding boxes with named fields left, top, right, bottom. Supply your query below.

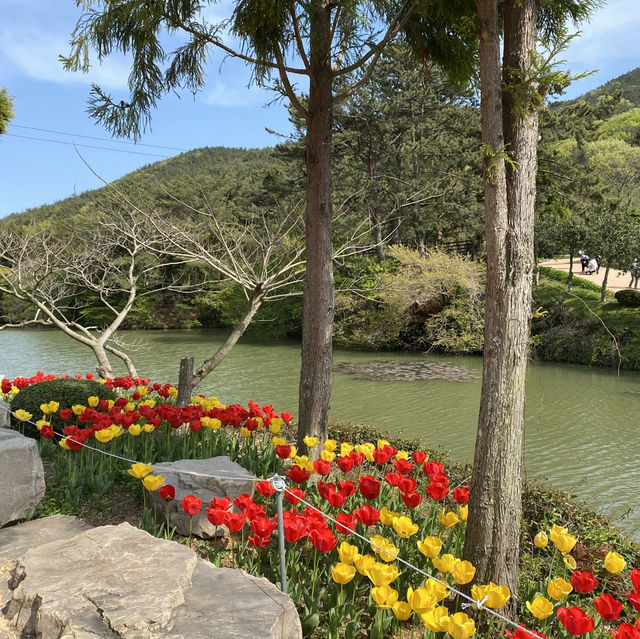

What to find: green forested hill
left=558, top=67, right=640, bottom=112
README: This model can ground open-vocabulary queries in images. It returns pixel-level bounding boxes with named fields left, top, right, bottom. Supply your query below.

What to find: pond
left=2, top=328, right=639, bottom=540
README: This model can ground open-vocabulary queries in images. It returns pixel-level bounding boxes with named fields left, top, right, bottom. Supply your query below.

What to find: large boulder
left=0, top=402, right=10, bottom=429
left=149, top=456, right=256, bottom=538
left=0, top=430, right=45, bottom=528
left=3, top=521, right=302, bottom=639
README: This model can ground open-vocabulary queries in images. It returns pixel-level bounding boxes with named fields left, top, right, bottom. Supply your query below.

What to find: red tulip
left=398, top=476, right=417, bottom=493
left=571, top=570, right=598, bottom=594
left=335, top=513, right=356, bottom=535
left=426, top=481, right=450, bottom=500
left=611, top=624, right=640, bottom=639
left=243, top=502, right=266, bottom=520
left=327, top=491, right=347, bottom=508
left=210, top=496, right=230, bottom=510
left=40, top=425, right=55, bottom=439
left=303, top=506, right=326, bottom=529
left=453, top=486, right=470, bottom=504
left=282, top=512, right=307, bottom=543
left=423, top=460, right=445, bottom=476
left=58, top=408, right=72, bottom=420
left=287, top=465, right=310, bottom=484
left=309, top=527, right=337, bottom=553
left=505, top=626, right=546, bottom=639
left=594, top=593, right=624, bottom=621
left=205, top=507, right=226, bottom=526
left=353, top=504, right=380, bottom=527
left=181, top=495, right=202, bottom=517
left=384, top=471, right=401, bottom=487
left=284, top=487, right=306, bottom=505
left=349, top=451, right=365, bottom=466
left=631, top=568, right=640, bottom=590
left=401, top=490, right=422, bottom=508
left=158, top=484, right=175, bottom=501
left=317, top=481, right=336, bottom=501
left=392, top=458, right=413, bottom=475
left=248, top=533, right=271, bottom=548
left=275, top=444, right=292, bottom=459
left=626, top=590, right=640, bottom=612
left=337, top=480, right=356, bottom=497
left=256, top=480, right=276, bottom=498
left=280, top=411, right=292, bottom=422
left=233, top=493, right=254, bottom=512
left=250, top=515, right=276, bottom=539
left=412, top=450, right=427, bottom=464
left=358, top=475, right=381, bottom=500
left=224, top=511, right=246, bottom=532
left=373, top=448, right=392, bottom=465
left=313, top=459, right=332, bottom=476
left=336, top=456, right=354, bottom=472
left=557, top=606, right=595, bottom=635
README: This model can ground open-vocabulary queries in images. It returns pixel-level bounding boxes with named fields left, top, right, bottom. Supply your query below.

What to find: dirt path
left=539, top=258, right=637, bottom=292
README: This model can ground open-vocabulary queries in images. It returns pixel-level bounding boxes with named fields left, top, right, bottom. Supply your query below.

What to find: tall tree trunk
left=464, top=0, right=539, bottom=613
left=568, top=251, right=574, bottom=293
left=192, top=288, right=266, bottom=388
left=600, top=266, right=610, bottom=303
left=297, top=0, right=334, bottom=452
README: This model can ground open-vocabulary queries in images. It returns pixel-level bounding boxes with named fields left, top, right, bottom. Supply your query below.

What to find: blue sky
left=1, top=0, right=639, bottom=218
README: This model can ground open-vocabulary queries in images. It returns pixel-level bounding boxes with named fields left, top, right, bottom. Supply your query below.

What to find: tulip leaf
left=302, top=613, right=320, bottom=635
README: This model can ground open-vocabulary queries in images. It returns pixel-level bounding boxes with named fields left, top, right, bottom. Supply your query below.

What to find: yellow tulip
left=432, top=553, right=455, bottom=574
left=392, top=515, right=419, bottom=539
left=534, top=531, right=549, bottom=548
left=108, top=424, right=124, bottom=438
left=442, top=612, right=475, bottom=639
left=422, top=606, right=449, bottom=632
left=380, top=507, right=400, bottom=526
left=142, top=474, right=164, bottom=491
left=392, top=601, right=412, bottom=621
left=125, top=402, right=135, bottom=412
left=71, top=404, right=85, bottom=415
left=452, top=559, right=476, bottom=585
left=268, top=418, right=283, bottom=434
left=127, top=463, right=153, bottom=479
left=366, top=562, right=399, bottom=587
left=40, top=401, right=59, bottom=415
left=526, top=596, right=554, bottom=620
left=128, top=424, right=142, bottom=436
left=140, top=399, right=156, bottom=408
left=424, top=579, right=449, bottom=602
left=303, top=436, right=319, bottom=448
left=340, top=442, right=354, bottom=457
left=554, top=532, right=577, bottom=554
left=604, top=550, right=626, bottom=574
left=36, top=419, right=50, bottom=430
left=272, top=436, right=286, bottom=447
left=356, top=442, right=375, bottom=462
left=239, top=427, right=251, bottom=438
left=136, top=385, right=149, bottom=396
left=563, top=554, right=577, bottom=570
left=417, top=536, right=443, bottom=559
left=320, top=449, right=336, bottom=462
left=371, top=585, right=398, bottom=609
left=547, top=577, right=572, bottom=600
left=167, top=386, right=178, bottom=397
left=354, top=554, right=376, bottom=576
left=288, top=446, right=297, bottom=458
left=370, top=535, right=399, bottom=563
left=107, top=400, right=115, bottom=409
left=94, top=429, right=115, bottom=443
left=14, top=409, right=33, bottom=421
left=549, top=524, right=569, bottom=541
left=143, top=423, right=155, bottom=433
left=331, top=562, right=356, bottom=585
left=87, top=396, right=99, bottom=407
left=470, top=583, right=511, bottom=609
left=59, top=437, right=71, bottom=450
left=323, top=438, right=337, bottom=452
left=395, top=450, right=409, bottom=460
left=338, top=541, right=361, bottom=565
left=439, top=510, right=459, bottom=528
left=459, top=505, right=468, bottom=522
left=377, top=439, right=390, bottom=450
left=406, top=586, right=437, bottom=614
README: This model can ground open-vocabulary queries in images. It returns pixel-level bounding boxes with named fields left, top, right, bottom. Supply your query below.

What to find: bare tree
left=0, top=210, right=196, bottom=378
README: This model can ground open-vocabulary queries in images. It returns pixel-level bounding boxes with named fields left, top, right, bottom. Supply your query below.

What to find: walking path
left=540, top=258, right=636, bottom=292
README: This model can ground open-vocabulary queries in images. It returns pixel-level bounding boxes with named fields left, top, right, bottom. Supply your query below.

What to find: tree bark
left=192, top=288, right=267, bottom=388
left=177, top=357, right=194, bottom=405
left=297, top=0, right=335, bottom=452
left=568, top=251, right=574, bottom=293
left=464, top=0, right=539, bottom=613
left=601, top=266, right=610, bottom=303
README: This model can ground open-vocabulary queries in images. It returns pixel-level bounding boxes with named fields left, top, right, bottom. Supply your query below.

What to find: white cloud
left=0, top=25, right=131, bottom=90
left=204, top=79, right=272, bottom=108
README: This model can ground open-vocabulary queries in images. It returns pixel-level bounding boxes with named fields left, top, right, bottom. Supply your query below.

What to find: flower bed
left=2, top=373, right=640, bottom=639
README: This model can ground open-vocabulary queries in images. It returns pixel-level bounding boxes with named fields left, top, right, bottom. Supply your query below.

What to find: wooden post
left=176, top=356, right=194, bottom=406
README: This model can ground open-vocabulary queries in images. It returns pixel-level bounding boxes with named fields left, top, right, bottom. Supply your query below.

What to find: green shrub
left=10, top=379, right=116, bottom=439
left=615, top=289, right=640, bottom=307
left=538, top=266, right=603, bottom=292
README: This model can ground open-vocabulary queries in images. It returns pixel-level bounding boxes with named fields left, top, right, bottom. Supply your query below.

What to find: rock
left=149, top=457, right=256, bottom=538
left=0, top=402, right=10, bottom=429
left=4, top=521, right=301, bottom=639
left=0, top=431, right=45, bottom=528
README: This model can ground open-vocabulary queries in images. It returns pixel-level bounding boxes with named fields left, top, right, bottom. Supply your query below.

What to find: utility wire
left=10, top=124, right=189, bottom=152
left=5, top=133, right=171, bottom=159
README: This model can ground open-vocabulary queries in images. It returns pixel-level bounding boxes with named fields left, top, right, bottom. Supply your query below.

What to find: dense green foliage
left=10, top=379, right=116, bottom=438
left=615, top=288, right=640, bottom=308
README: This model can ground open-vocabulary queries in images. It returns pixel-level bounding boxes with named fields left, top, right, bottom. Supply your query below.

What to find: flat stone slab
left=0, top=430, right=45, bottom=528
left=0, top=402, right=10, bottom=429
left=150, top=456, right=256, bottom=538
left=3, top=521, right=301, bottom=639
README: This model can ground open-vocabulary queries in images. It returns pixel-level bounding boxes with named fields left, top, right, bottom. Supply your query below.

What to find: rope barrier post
left=269, top=474, right=288, bottom=594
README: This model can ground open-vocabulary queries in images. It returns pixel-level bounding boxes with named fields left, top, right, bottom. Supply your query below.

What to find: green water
left=2, top=328, right=639, bottom=539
